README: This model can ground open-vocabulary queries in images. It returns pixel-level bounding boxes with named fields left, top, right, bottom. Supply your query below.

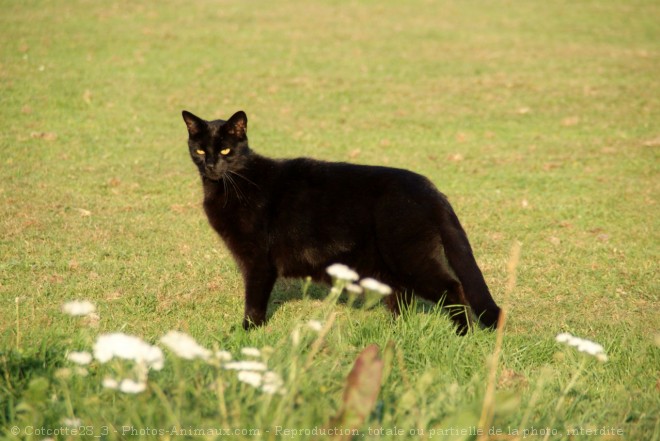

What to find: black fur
left=182, top=110, right=500, bottom=333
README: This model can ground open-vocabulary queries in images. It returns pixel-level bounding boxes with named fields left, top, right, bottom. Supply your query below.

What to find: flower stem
left=542, top=356, right=588, bottom=441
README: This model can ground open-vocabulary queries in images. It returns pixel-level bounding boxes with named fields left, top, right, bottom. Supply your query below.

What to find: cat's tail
left=437, top=199, right=501, bottom=329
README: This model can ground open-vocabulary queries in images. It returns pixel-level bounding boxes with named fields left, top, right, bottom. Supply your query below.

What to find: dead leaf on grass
left=105, top=291, right=122, bottom=301
left=498, top=368, right=528, bottom=389
left=561, top=116, right=580, bottom=127
left=549, top=236, right=561, bottom=246
left=643, top=136, right=660, bottom=147
left=558, top=220, right=573, bottom=228
left=596, top=233, right=610, bottom=242
left=542, top=162, right=560, bottom=171
left=31, top=132, right=57, bottom=141
left=75, top=208, right=92, bottom=217
left=329, top=344, right=384, bottom=438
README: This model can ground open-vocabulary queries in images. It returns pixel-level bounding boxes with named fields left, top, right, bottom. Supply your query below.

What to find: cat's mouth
left=204, top=167, right=223, bottom=181
left=204, top=173, right=223, bottom=181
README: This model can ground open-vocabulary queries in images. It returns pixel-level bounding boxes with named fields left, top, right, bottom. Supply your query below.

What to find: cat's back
left=277, top=156, right=438, bottom=196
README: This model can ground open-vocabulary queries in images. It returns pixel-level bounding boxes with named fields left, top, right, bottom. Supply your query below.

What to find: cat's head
left=182, top=110, right=251, bottom=181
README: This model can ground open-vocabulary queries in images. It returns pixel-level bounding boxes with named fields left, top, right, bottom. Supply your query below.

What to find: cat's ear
left=182, top=111, right=205, bottom=137
left=225, top=111, right=248, bottom=139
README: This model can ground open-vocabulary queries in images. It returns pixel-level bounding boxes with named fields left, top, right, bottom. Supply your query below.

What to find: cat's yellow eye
left=195, top=149, right=205, bottom=155
left=220, top=148, right=231, bottom=155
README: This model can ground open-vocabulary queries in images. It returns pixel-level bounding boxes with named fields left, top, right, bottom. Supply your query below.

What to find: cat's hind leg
left=384, top=290, right=414, bottom=317
left=381, top=240, right=474, bottom=334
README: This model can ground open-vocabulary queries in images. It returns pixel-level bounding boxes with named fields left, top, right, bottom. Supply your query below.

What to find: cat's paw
left=242, top=313, right=266, bottom=330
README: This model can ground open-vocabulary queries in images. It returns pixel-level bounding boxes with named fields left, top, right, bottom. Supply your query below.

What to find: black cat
left=182, top=110, right=500, bottom=333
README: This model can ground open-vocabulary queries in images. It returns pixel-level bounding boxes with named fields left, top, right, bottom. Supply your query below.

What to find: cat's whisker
left=231, top=175, right=249, bottom=203
left=221, top=174, right=230, bottom=208
left=228, top=170, right=260, bottom=190
left=223, top=172, right=247, bottom=205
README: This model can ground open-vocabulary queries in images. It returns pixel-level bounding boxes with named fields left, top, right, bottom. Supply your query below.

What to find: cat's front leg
left=241, top=264, right=277, bottom=330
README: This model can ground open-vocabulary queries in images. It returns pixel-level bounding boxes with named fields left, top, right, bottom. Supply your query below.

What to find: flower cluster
left=325, top=264, right=392, bottom=296
left=326, top=263, right=359, bottom=282
left=62, top=300, right=96, bottom=317
left=62, top=301, right=285, bottom=395
left=556, top=332, right=608, bottom=362
left=160, top=331, right=211, bottom=361
left=94, top=333, right=165, bottom=369
left=359, top=278, right=392, bottom=296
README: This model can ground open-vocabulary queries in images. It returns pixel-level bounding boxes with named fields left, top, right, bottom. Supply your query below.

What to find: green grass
left=1, top=0, right=659, bottom=439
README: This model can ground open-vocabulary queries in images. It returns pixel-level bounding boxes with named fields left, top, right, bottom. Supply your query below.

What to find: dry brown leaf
left=497, top=368, right=528, bottom=389
left=643, top=136, right=660, bottom=147
left=330, top=344, right=383, bottom=438
left=561, top=116, right=580, bottom=127
left=31, top=132, right=57, bottom=141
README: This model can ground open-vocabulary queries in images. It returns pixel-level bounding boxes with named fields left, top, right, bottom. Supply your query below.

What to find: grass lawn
left=1, top=0, right=658, bottom=439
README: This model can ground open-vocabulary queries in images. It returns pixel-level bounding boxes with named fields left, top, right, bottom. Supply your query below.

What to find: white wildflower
left=118, top=379, right=147, bottom=394
left=574, top=339, right=605, bottom=356
left=306, top=320, right=323, bottom=332
left=102, top=377, right=119, bottom=390
left=215, top=350, right=232, bottom=362
left=240, top=347, right=261, bottom=358
left=67, top=351, right=92, bottom=365
left=223, top=361, right=267, bottom=371
left=555, top=332, right=608, bottom=362
left=62, top=300, right=96, bottom=317
left=359, top=278, right=392, bottom=295
left=326, top=263, right=359, bottom=281
left=160, top=331, right=211, bottom=361
left=346, top=283, right=363, bottom=294
left=261, top=371, right=285, bottom=395
left=555, top=332, right=572, bottom=343
left=93, top=333, right=164, bottom=370
left=237, top=370, right=263, bottom=388
left=62, top=417, right=81, bottom=427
